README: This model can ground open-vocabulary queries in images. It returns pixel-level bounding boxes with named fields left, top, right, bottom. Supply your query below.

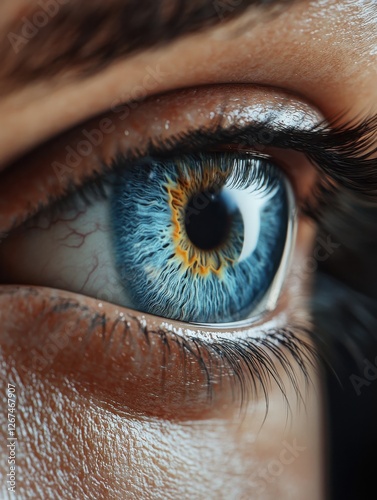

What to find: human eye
left=0, top=83, right=376, bottom=415
left=2, top=143, right=295, bottom=325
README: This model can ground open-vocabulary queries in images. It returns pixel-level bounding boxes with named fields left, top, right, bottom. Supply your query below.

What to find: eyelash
left=35, top=113, right=377, bottom=229
left=51, top=295, right=317, bottom=411
left=7, top=112, right=377, bottom=408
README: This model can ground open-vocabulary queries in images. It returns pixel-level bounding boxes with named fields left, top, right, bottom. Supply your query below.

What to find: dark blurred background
left=313, top=195, right=377, bottom=500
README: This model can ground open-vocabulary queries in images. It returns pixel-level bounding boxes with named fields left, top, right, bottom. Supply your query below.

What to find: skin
left=0, top=0, right=376, bottom=498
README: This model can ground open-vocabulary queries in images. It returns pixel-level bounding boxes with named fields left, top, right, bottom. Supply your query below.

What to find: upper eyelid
left=0, top=84, right=313, bottom=226
left=54, top=117, right=377, bottom=209
left=0, top=84, right=376, bottom=235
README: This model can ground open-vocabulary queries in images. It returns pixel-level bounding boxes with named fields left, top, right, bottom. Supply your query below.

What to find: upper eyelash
left=67, top=114, right=377, bottom=218
left=89, top=115, right=377, bottom=221
left=148, top=115, right=377, bottom=197
left=6, top=113, right=377, bottom=233
left=127, top=115, right=377, bottom=196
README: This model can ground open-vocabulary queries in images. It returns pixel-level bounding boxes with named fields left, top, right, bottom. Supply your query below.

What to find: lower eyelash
left=61, top=297, right=317, bottom=411
left=194, top=327, right=316, bottom=410
left=0, top=284, right=317, bottom=412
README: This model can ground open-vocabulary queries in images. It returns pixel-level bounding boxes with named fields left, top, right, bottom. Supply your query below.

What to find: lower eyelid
left=0, top=285, right=249, bottom=419
left=0, top=219, right=316, bottom=417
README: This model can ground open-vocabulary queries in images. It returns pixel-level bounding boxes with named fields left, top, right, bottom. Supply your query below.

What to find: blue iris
left=110, top=153, right=289, bottom=323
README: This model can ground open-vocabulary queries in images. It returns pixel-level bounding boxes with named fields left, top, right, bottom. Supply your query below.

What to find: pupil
left=185, top=190, right=232, bottom=251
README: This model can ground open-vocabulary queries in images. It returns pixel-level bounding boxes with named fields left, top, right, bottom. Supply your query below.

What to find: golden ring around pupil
left=165, top=167, right=239, bottom=278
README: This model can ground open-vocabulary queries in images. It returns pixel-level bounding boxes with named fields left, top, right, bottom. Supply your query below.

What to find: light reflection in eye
left=111, top=152, right=294, bottom=323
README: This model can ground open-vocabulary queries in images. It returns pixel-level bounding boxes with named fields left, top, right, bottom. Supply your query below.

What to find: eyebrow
left=1, top=0, right=296, bottom=88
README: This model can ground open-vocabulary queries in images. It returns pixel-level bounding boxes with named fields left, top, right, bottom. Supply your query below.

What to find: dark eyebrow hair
left=1, top=0, right=296, bottom=88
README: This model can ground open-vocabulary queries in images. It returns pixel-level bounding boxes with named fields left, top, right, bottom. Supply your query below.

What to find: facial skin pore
left=0, top=0, right=376, bottom=498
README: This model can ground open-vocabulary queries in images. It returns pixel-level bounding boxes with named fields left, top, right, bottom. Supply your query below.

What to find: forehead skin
left=0, top=0, right=376, bottom=499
